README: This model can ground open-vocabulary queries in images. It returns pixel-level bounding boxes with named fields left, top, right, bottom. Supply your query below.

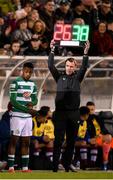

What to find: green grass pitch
left=0, top=170, right=113, bottom=179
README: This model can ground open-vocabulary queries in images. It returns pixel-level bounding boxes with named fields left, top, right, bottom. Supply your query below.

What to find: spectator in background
left=11, top=18, right=32, bottom=48
left=33, top=19, right=46, bottom=39
left=6, top=40, right=23, bottom=56
left=27, top=19, right=35, bottom=33
left=23, top=35, right=47, bottom=55
left=107, top=20, right=113, bottom=41
left=55, top=16, right=65, bottom=25
left=38, top=0, right=55, bottom=42
left=72, top=0, right=99, bottom=43
left=15, top=2, right=32, bottom=20
left=40, top=36, right=50, bottom=55
left=90, top=21, right=113, bottom=56
left=28, top=9, right=40, bottom=22
left=27, top=9, right=40, bottom=34
left=71, top=0, right=85, bottom=21
left=54, top=0, right=73, bottom=24
left=0, top=16, right=12, bottom=48
left=6, top=12, right=17, bottom=33
left=31, top=0, right=42, bottom=10
left=72, top=17, right=85, bottom=25
left=11, top=0, right=22, bottom=11
left=98, top=0, right=113, bottom=23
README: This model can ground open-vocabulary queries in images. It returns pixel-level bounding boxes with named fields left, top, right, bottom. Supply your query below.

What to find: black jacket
left=87, top=114, right=109, bottom=138
left=24, top=46, right=47, bottom=56
left=48, top=52, right=89, bottom=110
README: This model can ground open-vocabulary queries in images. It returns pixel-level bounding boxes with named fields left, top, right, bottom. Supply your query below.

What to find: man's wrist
left=51, top=46, right=55, bottom=53
left=83, top=53, right=88, bottom=56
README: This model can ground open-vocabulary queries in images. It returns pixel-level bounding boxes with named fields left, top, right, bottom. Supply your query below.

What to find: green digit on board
left=72, top=25, right=80, bottom=41
left=80, top=26, right=89, bottom=41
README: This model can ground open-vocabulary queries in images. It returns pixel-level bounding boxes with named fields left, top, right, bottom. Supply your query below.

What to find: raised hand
left=50, top=39, right=55, bottom=52
left=84, top=40, right=90, bottom=55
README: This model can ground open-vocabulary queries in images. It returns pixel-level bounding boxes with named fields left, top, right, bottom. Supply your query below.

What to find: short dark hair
left=17, top=18, right=27, bottom=28
left=44, top=0, right=54, bottom=5
left=38, top=106, right=50, bottom=117
left=23, top=62, right=34, bottom=69
left=86, top=101, right=95, bottom=106
left=11, top=40, right=21, bottom=46
left=80, top=106, right=90, bottom=116
left=65, top=58, right=77, bottom=66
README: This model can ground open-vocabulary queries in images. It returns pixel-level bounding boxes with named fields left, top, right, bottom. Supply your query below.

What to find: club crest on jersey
left=23, top=92, right=31, bottom=99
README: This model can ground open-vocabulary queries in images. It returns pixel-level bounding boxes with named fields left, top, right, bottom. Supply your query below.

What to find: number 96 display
left=53, top=24, right=89, bottom=46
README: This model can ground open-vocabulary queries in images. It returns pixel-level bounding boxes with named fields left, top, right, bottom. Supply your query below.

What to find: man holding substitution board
left=48, top=30, right=90, bottom=172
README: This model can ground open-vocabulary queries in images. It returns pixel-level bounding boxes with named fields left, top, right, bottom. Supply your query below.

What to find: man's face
left=45, top=1, right=55, bottom=13
left=101, top=3, right=111, bottom=14
left=98, top=23, right=106, bottom=34
left=31, top=40, right=41, bottom=49
left=84, top=114, right=89, bottom=121
left=65, top=60, right=77, bottom=75
left=47, top=110, right=52, bottom=118
left=60, top=4, right=70, bottom=13
left=0, top=17, right=4, bottom=25
left=81, top=114, right=89, bottom=121
left=22, top=67, right=33, bottom=80
left=87, top=105, right=95, bottom=114
left=38, top=116, right=47, bottom=123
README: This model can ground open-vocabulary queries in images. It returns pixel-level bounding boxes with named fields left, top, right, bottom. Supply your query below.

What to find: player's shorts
left=32, top=135, right=45, bottom=143
left=10, top=116, right=32, bottom=136
left=95, top=134, right=103, bottom=146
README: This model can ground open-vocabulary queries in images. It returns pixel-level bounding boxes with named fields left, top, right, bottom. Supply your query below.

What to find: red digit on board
left=53, top=24, right=64, bottom=41
left=62, top=24, right=71, bottom=41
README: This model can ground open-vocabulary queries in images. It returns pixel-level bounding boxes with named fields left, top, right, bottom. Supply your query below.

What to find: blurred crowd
left=0, top=0, right=113, bottom=56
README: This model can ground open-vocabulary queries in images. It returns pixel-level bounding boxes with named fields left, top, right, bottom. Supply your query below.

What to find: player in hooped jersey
left=8, top=62, right=38, bottom=172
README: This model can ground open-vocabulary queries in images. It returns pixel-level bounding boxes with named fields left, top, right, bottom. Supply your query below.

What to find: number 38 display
left=53, top=24, right=89, bottom=46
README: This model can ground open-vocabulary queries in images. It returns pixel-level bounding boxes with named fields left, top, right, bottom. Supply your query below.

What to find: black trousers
left=52, top=110, right=79, bottom=171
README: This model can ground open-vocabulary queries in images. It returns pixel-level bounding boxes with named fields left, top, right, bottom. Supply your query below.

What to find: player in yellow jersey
left=86, top=101, right=112, bottom=171
left=44, top=111, right=54, bottom=162
left=31, top=106, right=50, bottom=157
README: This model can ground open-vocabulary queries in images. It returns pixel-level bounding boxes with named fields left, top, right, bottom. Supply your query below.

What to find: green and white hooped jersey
left=10, top=76, right=37, bottom=118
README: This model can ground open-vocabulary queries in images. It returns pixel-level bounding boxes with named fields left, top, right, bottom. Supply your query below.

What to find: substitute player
left=8, top=62, right=38, bottom=172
